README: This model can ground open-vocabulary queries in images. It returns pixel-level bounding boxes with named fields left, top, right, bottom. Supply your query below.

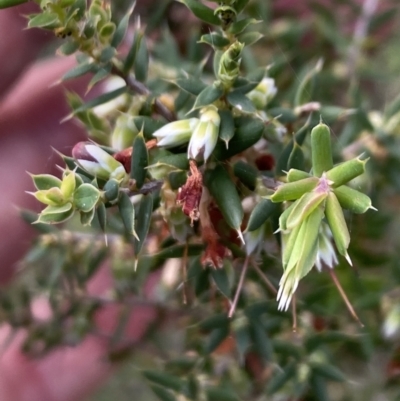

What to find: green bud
left=311, top=122, right=333, bottom=177
left=153, top=118, right=198, bottom=148
left=286, top=168, right=311, bottom=183
left=325, top=192, right=352, bottom=265
left=326, top=156, right=368, bottom=188
left=246, top=77, right=277, bottom=110
left=217, top=41, right=244, bottom=87
left=60, top=170, right=76, bottom=199
left=111, top=114, right=140, bottom=151
left=270, top=177, right=319, bottom=203
left=333, top=185, right=375, bottom=214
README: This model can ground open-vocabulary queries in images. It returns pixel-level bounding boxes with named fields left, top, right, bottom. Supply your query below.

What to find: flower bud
left=72, top=142, right=127, bottom=181
left=217, top=41, right=244, bottom=87
left=188, top=106, right=220, bottom=162
left=315, top=221, right=338, bottom=271
left=246, top=77, right=277, bottom=110
left=153, top=118, right=199, bottom=148
left=111, top=114, right=140, bottom=151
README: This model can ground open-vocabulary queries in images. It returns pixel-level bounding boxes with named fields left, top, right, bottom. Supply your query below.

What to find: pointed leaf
left=174, top=76, right=207, bottom=96
left=227, top=90, right=257, bottom=113
left=130, top=133, right=148, bottom=189
left=192, top=85, right=223, bottom=110
left=74, top=184, right=100, bottom=212
left=199, top=33, right=230, bottom=49
left=28, top=13, right=59, bottom=29
left=111, top=4, right=134, bottom=48
left=62, top=63, right=97, bottom=81
left=246, top=199, right=277, bottom=232
left=149, top=385, right=177, bottom=401
left=210, top=268, right=231, bottom=298
left=118, top=192, right=138, bottom=238
left=218, top=109, right=235, bottom=148
left=180, top=0, right=221, bottom=25
left=30, top=174, right=62, bottom=190
left=134, top=194, right=153, bottom=255
left=134, top=34, right=149, bottom=82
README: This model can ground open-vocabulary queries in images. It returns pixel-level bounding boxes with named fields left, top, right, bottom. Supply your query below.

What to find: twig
left=111, top=66, right=177, bottom=122
left=251, top=260, right=278, bottom=295
left=228, top=256, right=250, bottom=318
left=329, top=269, right=364, bottom=327
left=292, top=294, right=297, bottom=332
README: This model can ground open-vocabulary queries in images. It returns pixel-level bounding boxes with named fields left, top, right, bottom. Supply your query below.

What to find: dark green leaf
left=130, top=133, right=148, bottom=189
left=174, top=75, right=207, bottom=96
left=227, top=90, right=257, bottom=113
left=99, top=46, right=116, bottom=63
left=287, top=140, right=305, bottom=171
left=118, top=191, right=138, bottom=238
left=212, top=116, right=265, bottom=160
left=205, top=325, right=230, bottom=353
left=180, top=0, right=221, bottom=25
left=250, top=322, right=273, bottom=360
left=267, top=362, right=297, bottom=394
left=198, top=313, right=230, bottom=331
left=234, top=0, right=250, bottom=13
left=233, top=160, right=258, bottom=190
left=80, top=208, right=95, bottom=226
left=210, top=268, right=231, bottom=298
left=149, top=385, right=177, bottom=401
left=123, top=30, right=142, bottom=74
left=142, top=370, right=184, bottom=392
left=111, top=4, right=134, bottom=48
left=103, top=179, right=119, bottom=202
left=218, top=109, right=235, bottom=148
left=268, top=107, right=297, bottom=124
left=236, top=31, right=263, bottom=46
left=204, top=164, right=243, bottom=231
left=73, top=184, right=100, bottom=212
left=294, top=59, right=323, bottom=107
left=229, top=17, right=260, bottom=35
left=96, top=202, right=107, bottom=234
left=206, top=387, right=240, bottom=401
left=199, top=33, right=230, bottom=49
left=135, top=34, right=149, bottom=82
left=192, top=84, right=223, bottom=110
left=134, top=194, right=153, bottom=255
left=0, top=0, right=27, bottom=9
left=72, top=86, right=127, bottom=114
left=246, top=199, right=278, bottom=231
left=58, top=41, right=80, bottom=56
left=311, top=363, right=346, bottom=382
left=63, top=63, right=97, bottom=81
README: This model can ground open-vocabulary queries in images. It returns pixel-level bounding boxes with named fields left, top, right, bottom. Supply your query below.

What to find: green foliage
left=4, top=0, right=400, bottom=400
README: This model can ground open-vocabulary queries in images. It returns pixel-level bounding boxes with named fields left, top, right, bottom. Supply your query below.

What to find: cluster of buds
left=153, top=105, right=220, bottom=162
left=217, top=41, right=244, bottom=88
left=271, top=122, right=375, bottom=311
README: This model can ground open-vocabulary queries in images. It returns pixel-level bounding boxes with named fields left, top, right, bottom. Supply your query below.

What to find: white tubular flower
left=315, top=221, right=339, bottom=271
left=153, top=118, right=199, bottom=148
left=111, top=114, right=140, bottom=151
left=188, top=105, right=220, bottom=162
left=73, top=142, right=127, bottom=181
left=247, top=77, right=277, bottom=110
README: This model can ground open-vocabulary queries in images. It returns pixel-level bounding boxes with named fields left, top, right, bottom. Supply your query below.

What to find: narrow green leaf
left=232, top=67, right=265, bottom=94
left=287, top=140, right=305, bottom=171
left=192, top=84, right=223, bottom=110
left=142, top=370, right=184, bottom=392
left=199, top=33, right=230, bottom=49
left=111, top=4, right=135, bottom=48
left=118, top=192, right=138, bottom=238
left=233, top=160, right=258, bottom=190
left=236, top=31, right=263, bottom=46
left=130, top=133, right=148, bottom=189
left=333, top=185, right=373, bottom=214
left=210, top=268, right=231, bottom=298
left=0, top=0, right=27, bottom=9
left=204, top=164, right=243, bottom=231
left=218, top=109, right=235, bottom=148
left=246, top=199, right=277, bottom=232
left=149, top=385, right=177, bottom=401
left=174, top=75, right=207, bottom=96
left=87, top=66, right=112, bottom=91
left=135, top=34, right=149, bottom=82
left=212, top=116, right=264, bottom=160
left=134, top=194, right=153, bottom=255
left=206, top=387, right=240, bottom=401
left=205, top=325, right=230, bottom=353
left=311, top=363, right=346, bottom=382
left=229, top=17, right=261, bottom=35
left=180, top=0, right=221, bottom=25
left=72, top=86, right=127, bottom=114
left=287, top=168, right=311, bottom=183
left=57, top=41, right=80, bottom=56
left=294, top=59, right=323, bottom=107
left=267, top=362, right=297, bottom=394
left=96, top=202, right=107, bottom=234
left=123, top=30, right=142, bottom=74
left=227, top=90, right=257, bottom=113
left=63, top=63, right=97, bottom=81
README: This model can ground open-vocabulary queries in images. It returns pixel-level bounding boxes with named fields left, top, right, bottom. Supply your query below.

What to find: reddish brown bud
left=114, top=147, right=132, bottom=173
